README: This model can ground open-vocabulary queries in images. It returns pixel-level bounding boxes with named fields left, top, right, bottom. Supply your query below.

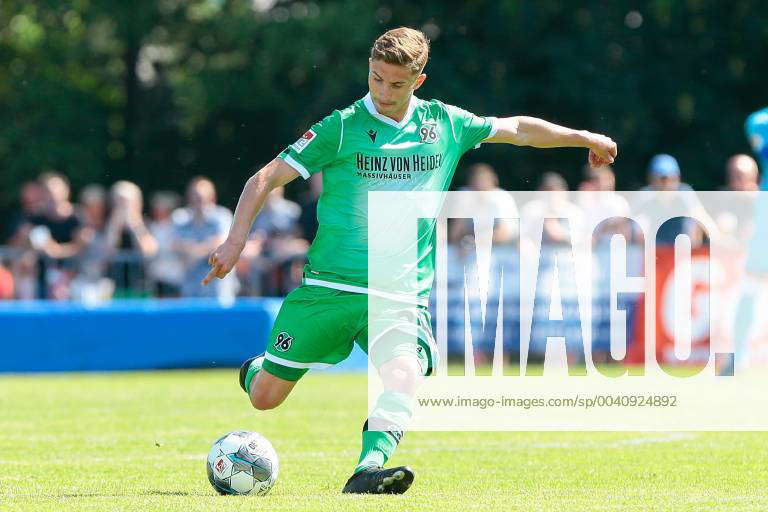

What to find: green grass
left=0, top=370, right=766, bottom=511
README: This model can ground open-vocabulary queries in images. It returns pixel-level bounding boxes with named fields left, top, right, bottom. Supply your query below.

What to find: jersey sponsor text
left=355, top=152, right=444, bottom=176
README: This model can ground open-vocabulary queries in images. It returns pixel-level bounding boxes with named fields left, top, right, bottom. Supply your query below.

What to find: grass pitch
left=0, top=370, right=766, bottom=511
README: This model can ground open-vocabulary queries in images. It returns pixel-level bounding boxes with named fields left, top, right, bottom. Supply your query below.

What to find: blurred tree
left=1, top=0, right=767, bottom=233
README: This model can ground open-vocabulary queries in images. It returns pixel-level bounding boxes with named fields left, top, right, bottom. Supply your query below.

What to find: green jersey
left=278, top=93, right=497, bottom=304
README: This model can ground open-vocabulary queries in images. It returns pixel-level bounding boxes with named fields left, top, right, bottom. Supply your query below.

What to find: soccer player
left=202, top=27, right=617, bottom=494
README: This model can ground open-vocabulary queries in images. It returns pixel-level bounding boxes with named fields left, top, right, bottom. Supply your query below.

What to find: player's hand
left=587, top=133, right=618, bottom=167
left=202, top=238, right=245, bottom=286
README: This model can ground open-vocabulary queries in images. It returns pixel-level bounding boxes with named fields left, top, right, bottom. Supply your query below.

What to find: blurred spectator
left=8, top=251, right=36, bottom=300
left=5, top=181, right=46, bottom=245
left=78, top=184, right=108, bottom=229
left=521, top=172, right=584, bottom=246
left=250, top=186, right=303, bottom=249
left=713, top=154, right=760, bottom=245
left=147, top=191, right=184, bottom=297
left=243, top=185, right=307, bottom=295
left=6, top=181, right=46, bottom=299
left=69, top=184, right=114, bottom=302
left=297, top=172, right=323, bottom=243
left=173, top=176, right=238, bottom=298
left=11, top=172, right=89, bottom=299
left=104, top=181, right=158, bottom=297
left=642, top=154, right=688, bottom=193
left=449, top=163, right=518, bottom=245
left=576, top=165, right=630, bottom=244
left=635, top=154, right=715, bottom=246
left=725, top=154, right=759, bottom=191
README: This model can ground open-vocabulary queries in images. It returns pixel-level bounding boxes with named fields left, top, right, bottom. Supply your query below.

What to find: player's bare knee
left=380, top=356, right=422, bottom=393
left=248, top=380, right=284, bottom=410
left=251, top=397, right=280, bottom=411
left=249, top=389, right=284, bottom=410
left=248, top=370, right=296, bottom=410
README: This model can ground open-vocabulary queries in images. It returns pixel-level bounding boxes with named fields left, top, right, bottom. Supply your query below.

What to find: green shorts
left=263, top=285, right=438, bottom=381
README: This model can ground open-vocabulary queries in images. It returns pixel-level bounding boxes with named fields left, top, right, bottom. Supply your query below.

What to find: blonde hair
left=370, top=27, right=430, bottom=75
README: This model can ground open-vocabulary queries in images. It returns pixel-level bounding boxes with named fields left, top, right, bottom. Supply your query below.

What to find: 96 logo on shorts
left=274, top=332, right=293, bottom=352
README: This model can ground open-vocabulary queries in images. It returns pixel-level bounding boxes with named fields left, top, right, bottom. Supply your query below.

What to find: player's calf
left=347, top=355, right=423, bottom=489
left=238, top=354, right=297, bottom=410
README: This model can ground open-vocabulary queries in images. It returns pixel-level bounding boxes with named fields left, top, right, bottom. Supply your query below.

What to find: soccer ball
left=206, top=430, right=279, bottom=495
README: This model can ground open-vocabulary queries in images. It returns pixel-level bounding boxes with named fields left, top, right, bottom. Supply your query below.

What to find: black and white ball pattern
left=206, top=430, right=279, bottom=495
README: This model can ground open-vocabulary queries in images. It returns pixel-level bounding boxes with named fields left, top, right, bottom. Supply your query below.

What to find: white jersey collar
left=363, top=92, right=419, bottom=130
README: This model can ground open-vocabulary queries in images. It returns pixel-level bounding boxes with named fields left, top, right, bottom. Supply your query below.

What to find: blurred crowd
left=0, top=151, right=760, bottom=302
left=0, top=171, right=321, bottom=301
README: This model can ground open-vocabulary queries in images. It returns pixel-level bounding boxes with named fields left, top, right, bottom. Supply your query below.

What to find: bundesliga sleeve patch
left=291, top=129, right=316, bottom=153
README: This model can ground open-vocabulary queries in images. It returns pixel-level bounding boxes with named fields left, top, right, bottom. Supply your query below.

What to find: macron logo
left=292, top=129, right=316, bottom=153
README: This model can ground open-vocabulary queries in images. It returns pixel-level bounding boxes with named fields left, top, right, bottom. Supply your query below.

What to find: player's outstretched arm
left=484, top=116, right=617, bottom=166
left=202, top=158, right=300, bottom=285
